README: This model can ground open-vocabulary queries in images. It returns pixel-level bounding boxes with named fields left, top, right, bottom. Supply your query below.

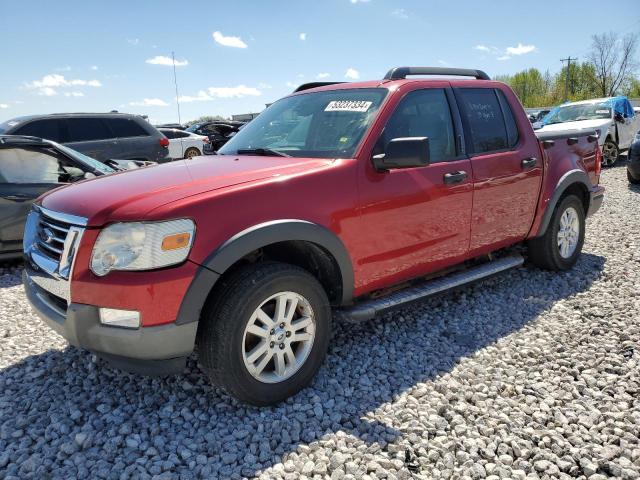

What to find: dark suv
left=185, top=121, right=243, bottom=152
left=0, top=113, right=171, bottom=163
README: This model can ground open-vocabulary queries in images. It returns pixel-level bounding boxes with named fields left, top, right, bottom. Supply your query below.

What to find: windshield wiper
left=236, top=148, right=290, bottom=157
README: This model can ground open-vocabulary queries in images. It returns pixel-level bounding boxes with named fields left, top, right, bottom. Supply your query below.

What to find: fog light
left=99, top=308, right=140, bottom=329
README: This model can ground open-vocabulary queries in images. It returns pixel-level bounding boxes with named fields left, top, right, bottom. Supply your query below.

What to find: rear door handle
left=443, top=170, right=467, bottom=184
left=522, top=157, right=538, bottom=169
left=3, top=194, right=32, bottom=202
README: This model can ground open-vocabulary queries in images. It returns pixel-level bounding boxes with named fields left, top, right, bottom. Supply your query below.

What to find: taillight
left=159, top=137, right=169, bottom=148
left=202, top=137, right=210, bottom=144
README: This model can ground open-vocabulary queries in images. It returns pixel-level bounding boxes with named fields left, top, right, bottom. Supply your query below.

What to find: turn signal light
left=161, top=232, right=191, bottom=251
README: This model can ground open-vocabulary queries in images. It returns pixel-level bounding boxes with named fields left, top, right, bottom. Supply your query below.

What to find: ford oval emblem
left=42, top=227, right=56, bottom=244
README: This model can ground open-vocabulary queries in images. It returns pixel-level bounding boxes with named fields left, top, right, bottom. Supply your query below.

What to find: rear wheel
left=602, top=139, right=618, bottom=167
left=184, top=147, right=201, bottom=159
left=198, top=262, right=331, bottom=406
left=527, top=194, right=585, bottom=271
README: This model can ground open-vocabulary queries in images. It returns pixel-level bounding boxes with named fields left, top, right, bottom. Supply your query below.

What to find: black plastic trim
left=534, top=169, right=592, bottom=237
left=293, top=82, right=347, bottom=93
left=176, top=220, right=355, bottom=324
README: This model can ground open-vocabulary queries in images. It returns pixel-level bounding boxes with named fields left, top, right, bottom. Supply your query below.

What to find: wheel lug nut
left=286, top=331, right=291, bottom=337
left=280, top=323, right=285, bottom=328
left=270, top=329, right=275, bottom=334
left=279, top=343, right=284, bottom=349
left=270, top=342, right=274, bottom=348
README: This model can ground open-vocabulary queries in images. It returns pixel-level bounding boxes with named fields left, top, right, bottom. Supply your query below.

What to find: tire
left=184, top=147, right=201, bottom=159
left=197, top=262, right=332, bottom=406
left=527, top=194, right=585, bottom=271
left=601, top=139, right=619, bottom=167
left=628, top=169, right=640, bottom=184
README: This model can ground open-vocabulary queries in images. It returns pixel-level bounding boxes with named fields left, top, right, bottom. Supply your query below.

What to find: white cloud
left=146, top=55, right=189, bottom=67
left=505, top=43, right=536, bottom=56
left=64, top=92, right=85, bottom=97
left=127, top=38, right=140, bottom=45
left=350, top=0, right=370, bottom=3
left=317, top=73, right=331, bottom=79
left=345, top=68, right=360, bottom=79
left=39, top=87, right=57, bottom=96
left=299, top=33, right=307, bottom=41
left=90, top=65, right=98, bottom=71
left=24, top=73, right=102, bottom=96
left=473, top=43, right=536, bottom=61
left=0, top=103, right=8, bottom=109
left=212, top=31, right=248, bottom=49
left=130, top=98, right=169, bottom=107
left=391, top=8, right=409, bottom=19
left=179, top=85, right=262, bottom=103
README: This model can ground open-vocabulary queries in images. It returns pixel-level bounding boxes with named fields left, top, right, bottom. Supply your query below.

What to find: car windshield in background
left=544, top=102, right=612, bottom=125
left=55, top=143, right=115, bottom=174
left=218, top=88, right=388, bottom=158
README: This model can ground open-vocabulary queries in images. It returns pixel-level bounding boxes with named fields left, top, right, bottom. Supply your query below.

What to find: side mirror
left=614, top=112, right=624, bottom=123
left=372, top=137, right=430, bottom=171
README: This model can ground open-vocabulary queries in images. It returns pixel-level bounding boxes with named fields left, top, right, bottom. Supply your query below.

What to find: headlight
left=90, top=219, right=195, bottom=276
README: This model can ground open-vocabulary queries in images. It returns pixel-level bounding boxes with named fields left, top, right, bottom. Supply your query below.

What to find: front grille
left=36, top=213, right=72, bottom=262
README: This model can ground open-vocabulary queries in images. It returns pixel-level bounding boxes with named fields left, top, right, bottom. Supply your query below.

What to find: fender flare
left=534, top=169, right=591, bottom=238
left=175, top=219, right=355, bottom=325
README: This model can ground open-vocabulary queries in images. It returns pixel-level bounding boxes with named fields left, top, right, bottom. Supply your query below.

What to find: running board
left=335, top=254, right=524, bottom=323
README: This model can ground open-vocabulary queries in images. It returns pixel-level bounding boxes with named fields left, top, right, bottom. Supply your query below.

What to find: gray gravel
left=1, top=163, right=639, bottom=480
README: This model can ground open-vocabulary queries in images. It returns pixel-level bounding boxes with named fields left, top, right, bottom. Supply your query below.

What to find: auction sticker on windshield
left=325, top=100, right=373, bottom=112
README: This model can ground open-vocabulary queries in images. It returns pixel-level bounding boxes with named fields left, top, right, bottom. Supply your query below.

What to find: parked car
left=627, top=131, right=640, bottom=184
left=185, top=121, right=244, bottom=153
left=23, top=67, right=604, bottom=406
left=156, top=123, right=187, bottom=130
left=0, top=113, right=171, bottom=164
left=0, top=135, right=119, bottom=260
left=527, top=109, right=550, bottom=123
left=534, top=96, right=640, bottom=166
left=158, top=128, right=210, bottom=159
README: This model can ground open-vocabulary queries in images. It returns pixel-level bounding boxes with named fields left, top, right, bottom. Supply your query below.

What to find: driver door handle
left=522, top=157, right=538, bottom=169
left=443, top=170, right=467, bottom=184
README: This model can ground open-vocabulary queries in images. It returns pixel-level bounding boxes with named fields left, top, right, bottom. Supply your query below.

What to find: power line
left=560, top=56, right=577, bottom=101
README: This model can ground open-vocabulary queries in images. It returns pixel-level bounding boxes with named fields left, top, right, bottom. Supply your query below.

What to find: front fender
left=175, top=220, right=355, bottom=325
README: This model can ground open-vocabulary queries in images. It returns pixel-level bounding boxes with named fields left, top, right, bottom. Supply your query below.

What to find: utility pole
left=172, top=51, right=182, bottom=126
left=560, top=56, right=577, bottom=101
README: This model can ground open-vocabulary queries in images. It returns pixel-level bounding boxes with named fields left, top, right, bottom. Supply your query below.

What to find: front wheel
left=527, top=194, right=585, bottom=271
left=184, top=147, right=201, bottom=159
left=602, top=139, right=619, bottom=167
left=197, top=262, right=331, bottom=406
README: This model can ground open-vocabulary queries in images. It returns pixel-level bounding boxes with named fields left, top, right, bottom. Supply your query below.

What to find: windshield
left=55, top=143, right=115, bottom=174
left=218, top=88, right=388, bottom=158
left=543, top=102, right=612, bottom=125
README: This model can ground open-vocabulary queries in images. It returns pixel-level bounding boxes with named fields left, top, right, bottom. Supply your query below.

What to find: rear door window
left=161, top=130, right=178, bottom=139
left=456, top=88, right=509, bottom=154
left=14, top=119, right=64, bottom=142
left=108, top=118, right=150, bottom=138
left=66, top=118, right=113, bottom=142
left=496, top=90, right=519, bottom=147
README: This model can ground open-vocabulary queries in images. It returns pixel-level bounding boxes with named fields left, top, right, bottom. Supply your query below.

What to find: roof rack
left=293, top=82, right=347, bottom=93
left=383, top=67, right=490, bottom=81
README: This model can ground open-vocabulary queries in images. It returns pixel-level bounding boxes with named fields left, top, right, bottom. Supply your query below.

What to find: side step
left=335, top=254, right=524, bottom=323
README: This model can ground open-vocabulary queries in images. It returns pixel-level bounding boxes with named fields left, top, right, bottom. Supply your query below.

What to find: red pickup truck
left=23, top=67, right=604, bottom=405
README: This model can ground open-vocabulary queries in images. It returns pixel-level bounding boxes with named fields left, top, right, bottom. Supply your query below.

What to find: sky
left=1, top=0, right=639, bottom=125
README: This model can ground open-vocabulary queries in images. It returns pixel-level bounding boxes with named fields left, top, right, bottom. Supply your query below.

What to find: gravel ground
left=1, top=163, right=639, bottom=480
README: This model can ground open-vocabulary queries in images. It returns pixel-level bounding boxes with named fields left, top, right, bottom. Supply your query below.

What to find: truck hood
left=40, top=155, right=331, bottom=226
left=536, top=118, right=612, bottom=143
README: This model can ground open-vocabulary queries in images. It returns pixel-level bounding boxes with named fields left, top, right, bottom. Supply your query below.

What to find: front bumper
left=588, top=185, right=605, bottom=217
left=23, top=269, right=197, bottom=375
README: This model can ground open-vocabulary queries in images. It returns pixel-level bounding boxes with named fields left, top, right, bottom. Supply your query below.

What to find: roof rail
left=383, top=67, right=490, bottom=81
left=293, top=82, right=347, bottom=93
